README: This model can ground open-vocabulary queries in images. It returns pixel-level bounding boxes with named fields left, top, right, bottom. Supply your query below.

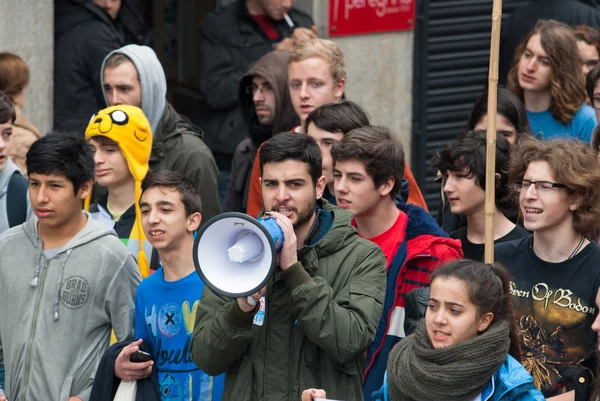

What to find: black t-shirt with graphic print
left=495, top=236, right=600, bottom=398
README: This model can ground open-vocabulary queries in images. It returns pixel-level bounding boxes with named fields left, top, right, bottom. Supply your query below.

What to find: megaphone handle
left=247, top=296, right=257, bottom=306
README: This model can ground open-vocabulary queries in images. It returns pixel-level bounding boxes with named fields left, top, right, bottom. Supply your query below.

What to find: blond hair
left=289, top=39, right=346, bottom=83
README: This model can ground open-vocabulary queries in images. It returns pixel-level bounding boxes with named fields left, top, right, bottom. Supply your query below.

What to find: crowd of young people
left=3, top=3, right=600, bottom=401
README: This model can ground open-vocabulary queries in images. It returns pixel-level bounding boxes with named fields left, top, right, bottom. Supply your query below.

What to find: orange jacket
left=245, top=146, right=429, bottom=217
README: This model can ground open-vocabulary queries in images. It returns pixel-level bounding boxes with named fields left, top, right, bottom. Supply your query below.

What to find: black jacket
left=499, top=0, right=600, bottom=85
left=89, top=341, right=160, bottom=401
left=195, top=0, right=313, bottom=169
left=54, top=0, right=148, bottom=136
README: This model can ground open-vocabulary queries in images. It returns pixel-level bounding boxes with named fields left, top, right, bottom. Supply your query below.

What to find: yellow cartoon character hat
left=85, top=105, right=153, bottom=277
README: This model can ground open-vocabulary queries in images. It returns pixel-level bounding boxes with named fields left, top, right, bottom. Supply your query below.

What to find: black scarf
left=387, top=319, right=510, bottom=401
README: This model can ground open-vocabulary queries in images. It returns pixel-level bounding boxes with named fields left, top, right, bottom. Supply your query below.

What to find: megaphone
left=193, top=212, right=283, bottom=302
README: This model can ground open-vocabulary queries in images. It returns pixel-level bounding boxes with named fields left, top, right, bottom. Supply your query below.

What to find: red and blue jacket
left=363, top=201, right=462, bottom=400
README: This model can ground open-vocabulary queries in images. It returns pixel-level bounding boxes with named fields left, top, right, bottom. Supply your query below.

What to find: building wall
left=302, top=0, right=414, bottom=164
left=0, top=1, right=53, bottom=134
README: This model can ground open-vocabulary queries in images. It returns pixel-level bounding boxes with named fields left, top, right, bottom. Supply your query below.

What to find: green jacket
left=151, top=103, right=221, bottom=224
left=191, top=202, right=386, bottom=401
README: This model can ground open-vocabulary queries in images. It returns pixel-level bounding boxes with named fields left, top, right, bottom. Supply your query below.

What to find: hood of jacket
left=308, top=199, right=360, bottom=259
left=101, top=44, right=167, bottom=133
left=399, top=201, right=463, bottom=262
left=239, top=50, right=299, bottom=147
left=24, top=211, right=117, bottom=256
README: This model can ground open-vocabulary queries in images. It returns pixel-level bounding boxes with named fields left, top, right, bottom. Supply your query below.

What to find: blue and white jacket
left=372, top=355, right=546, bottom=401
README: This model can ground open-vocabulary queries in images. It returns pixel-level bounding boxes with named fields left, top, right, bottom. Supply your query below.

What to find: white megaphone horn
left=193, top=212, right=283, bottom=305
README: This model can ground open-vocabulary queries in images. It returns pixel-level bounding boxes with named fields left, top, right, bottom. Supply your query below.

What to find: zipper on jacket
left=22, top=258, right=50, bottom=400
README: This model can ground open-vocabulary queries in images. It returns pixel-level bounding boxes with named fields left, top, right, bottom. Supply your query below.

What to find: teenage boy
left=431, top=130, right=529, bottom=261
left=0, top=90, right=32, bottom=233
left=191, top=132, right=386, bottom=401
left=245, top=40, right=428, bottom=216
left=304, top=101, right=427, bottom=209
left=508, top=20, right=596, bottom=141
left=0, top=134, right=140, bottom=401
left=331, top=126, right=462, bottom=400
left=112, top=171, right=225, bottom=401
left=495, top=138, right=600, bottom=400
left=86, top=104, right=153, bottom=277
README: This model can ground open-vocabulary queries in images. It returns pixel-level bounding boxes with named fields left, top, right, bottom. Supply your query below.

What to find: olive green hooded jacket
left=191, top=202, right=386, bottom=401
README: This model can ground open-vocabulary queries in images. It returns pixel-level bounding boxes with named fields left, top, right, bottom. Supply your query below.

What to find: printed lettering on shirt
left=60, top=275, right=90, bottom=309
left=509, top=281, right=596, bottom=315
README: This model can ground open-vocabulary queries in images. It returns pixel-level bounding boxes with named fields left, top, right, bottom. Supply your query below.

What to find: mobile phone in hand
left=129, top=349, right=153, bottom=363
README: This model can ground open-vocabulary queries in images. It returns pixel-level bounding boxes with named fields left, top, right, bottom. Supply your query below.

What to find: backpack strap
left=7, top=171, right=28, bottom=228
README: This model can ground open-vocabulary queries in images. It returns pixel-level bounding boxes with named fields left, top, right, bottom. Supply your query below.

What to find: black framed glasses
left=514, top=179, right=567, bottom=193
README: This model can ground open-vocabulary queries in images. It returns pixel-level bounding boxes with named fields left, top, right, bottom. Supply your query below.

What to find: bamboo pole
left=484, top=0, right=503, bottom=263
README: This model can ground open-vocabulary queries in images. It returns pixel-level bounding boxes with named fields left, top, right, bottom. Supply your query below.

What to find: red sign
left=328, top=0, right=415, bottom=37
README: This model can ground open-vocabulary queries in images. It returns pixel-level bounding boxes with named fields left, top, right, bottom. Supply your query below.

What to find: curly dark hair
left=431, top=130, right=516, bottom=219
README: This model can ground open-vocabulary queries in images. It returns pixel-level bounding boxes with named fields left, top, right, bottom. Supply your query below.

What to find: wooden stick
left=484, top=0, right=503, bottom=263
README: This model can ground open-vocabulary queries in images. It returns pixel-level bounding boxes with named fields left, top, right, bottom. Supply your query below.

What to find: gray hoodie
left=0, top=213, right=141, bottom=401
left=100, top=44, right=166, bottom=133
left=0, top=158, right=33, bottom=233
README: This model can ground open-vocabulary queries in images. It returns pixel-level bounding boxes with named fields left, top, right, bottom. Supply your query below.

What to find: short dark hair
left=141, top=171, right=202, bottom=216
left=259, top=132, right=322, bottom=185
left=331, top=125, right=405, bottom=198
left=431, top=130, right=515, bottom=217
left=26, top=133, right=94, bottom=194
left=88, top=135, right=119, bottom=147
left=304, top=101, right=370, bottom=134
left=0, top=90, right=16, bottom=125
left=467, top=88, right=532, bottom=140
left=586, top=63, right=600, bottom=104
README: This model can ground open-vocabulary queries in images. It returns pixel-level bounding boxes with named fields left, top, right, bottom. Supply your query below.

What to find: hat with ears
left=84, top=105, right=153, bottom=277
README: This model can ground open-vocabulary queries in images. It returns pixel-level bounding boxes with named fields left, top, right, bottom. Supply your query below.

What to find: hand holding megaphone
left=265, top=211, right=298, bottom=271
left=238, top=287, right=267, bottom=312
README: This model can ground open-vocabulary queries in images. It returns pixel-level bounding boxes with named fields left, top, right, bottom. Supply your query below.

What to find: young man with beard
left=0, top=134, right=140, bottom=401
left=224, top=50, right=299, bottom=213
left=101, top=45, right=221, bottom=223
left=191, top=132, right=386, bottom=401
left=495, top=138, right=600, bottom=400
left=331, top=126, right=462, bottom=401
left=111, top=171, right=225, bottom=401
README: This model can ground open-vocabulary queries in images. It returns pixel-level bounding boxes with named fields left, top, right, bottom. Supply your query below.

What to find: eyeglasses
left=592, top=96, right=600, bottom=110
left=514, top=179, right=567, bottom=193
left=245, top=84, right=273, bottom=95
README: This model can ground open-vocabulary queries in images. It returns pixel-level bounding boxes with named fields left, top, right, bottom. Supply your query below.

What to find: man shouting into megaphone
left=191, top=132, right=386, bottom=401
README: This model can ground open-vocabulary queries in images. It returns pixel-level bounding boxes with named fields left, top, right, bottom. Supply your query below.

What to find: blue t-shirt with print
left=527, top=103, right=597, bottom=142
left=135, top=269, right=224, bottom=401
